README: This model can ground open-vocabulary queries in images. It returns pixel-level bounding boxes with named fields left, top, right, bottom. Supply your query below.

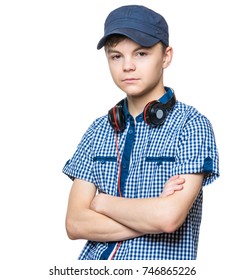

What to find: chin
left=119, top=87, right=143, bottom=97
left=123, top=92, right=144, bottom=99
left=125, top=89, right=149, bottom=98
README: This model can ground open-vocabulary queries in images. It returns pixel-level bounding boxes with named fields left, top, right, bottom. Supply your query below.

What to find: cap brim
left=97, top=28, right=160, bottom=49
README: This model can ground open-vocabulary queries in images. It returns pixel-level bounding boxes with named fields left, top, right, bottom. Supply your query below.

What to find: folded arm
left=65, top=179, right=142, bottom=242
left=65, top=175, right=184, bottom=242
left=90, top=174, right=204, bottom=234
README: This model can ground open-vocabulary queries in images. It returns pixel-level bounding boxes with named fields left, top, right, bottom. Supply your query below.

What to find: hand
left=160, top=175, right=185, bottom=198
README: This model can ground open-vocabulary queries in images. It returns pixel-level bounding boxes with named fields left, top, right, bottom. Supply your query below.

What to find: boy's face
left=105, top=38, right=171, bottom=100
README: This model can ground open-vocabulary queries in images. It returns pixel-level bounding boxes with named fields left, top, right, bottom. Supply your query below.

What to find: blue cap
left=97, top=5, right=169, bottom=50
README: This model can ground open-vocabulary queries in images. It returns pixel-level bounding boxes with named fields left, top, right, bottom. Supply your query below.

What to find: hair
left=104, top=34, right=167, bottom=53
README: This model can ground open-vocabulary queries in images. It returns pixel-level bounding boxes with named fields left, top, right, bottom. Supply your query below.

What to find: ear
left=162, top=46, right=173, bottom=69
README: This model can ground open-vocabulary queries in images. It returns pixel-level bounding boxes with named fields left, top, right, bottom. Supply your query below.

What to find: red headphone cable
left=109, top=132, right=123, bottom=259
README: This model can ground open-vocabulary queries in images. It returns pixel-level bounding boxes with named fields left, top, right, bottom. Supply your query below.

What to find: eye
left=111, top=54, right=121, bottom=60
left=136, top=52, right=147, bottom=57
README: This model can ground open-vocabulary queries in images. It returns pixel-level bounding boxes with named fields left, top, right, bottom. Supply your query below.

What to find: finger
left=165, top=178, right=185, bottom=188
left=160, top=189, right=175, bottom=197
left=165, top=184, right=184, bottom=193
left=167, top=175, right=179, bottom=182
left=160, top=184, right=184, bottom=197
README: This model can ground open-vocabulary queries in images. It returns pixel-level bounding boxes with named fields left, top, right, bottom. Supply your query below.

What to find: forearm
left=91, top=174, right=203, bottom=234
left=91, top=196, right=167, bottom=234
left=66, top=207, right=143, bottom=242
left=66, top=179, right=143, bottom=242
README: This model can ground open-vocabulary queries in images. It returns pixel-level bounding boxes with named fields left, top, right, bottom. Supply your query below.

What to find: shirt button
left=128, top=129, right=133, bottom=134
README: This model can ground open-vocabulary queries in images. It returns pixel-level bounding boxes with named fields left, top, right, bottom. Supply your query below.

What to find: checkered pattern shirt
left=63, top=89, right=219, bottom=260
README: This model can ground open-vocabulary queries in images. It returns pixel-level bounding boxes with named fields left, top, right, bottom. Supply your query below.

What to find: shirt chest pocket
left=92, top=156, right=119, bottom=195
left=142, top=156, right=176, bottom=197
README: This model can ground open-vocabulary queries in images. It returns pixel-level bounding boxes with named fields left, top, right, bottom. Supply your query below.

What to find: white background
left=0, top=0, right=244, bottom=279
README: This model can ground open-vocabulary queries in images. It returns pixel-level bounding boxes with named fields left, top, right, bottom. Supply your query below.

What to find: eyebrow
left=106, top=49, right=121, bottom=55
left=106, top=46, right=152, bottom=55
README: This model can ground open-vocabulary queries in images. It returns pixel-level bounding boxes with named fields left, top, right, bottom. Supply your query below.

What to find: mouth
left=122, top=78, right=140, bottom=84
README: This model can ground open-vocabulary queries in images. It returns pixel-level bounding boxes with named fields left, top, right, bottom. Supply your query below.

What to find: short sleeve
left=173, top=115, right=219, bottom=186
left=62, top=122, right=95, bottom=182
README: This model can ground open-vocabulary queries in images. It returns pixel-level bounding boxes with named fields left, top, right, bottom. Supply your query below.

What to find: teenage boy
left=63, top=5, right=219, bottom=260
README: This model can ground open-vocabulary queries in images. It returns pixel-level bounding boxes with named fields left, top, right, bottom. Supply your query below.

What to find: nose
left=123, top=57, right=136, bottom=72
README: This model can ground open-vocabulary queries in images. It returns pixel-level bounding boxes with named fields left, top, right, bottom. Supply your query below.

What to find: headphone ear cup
left=108, top=107, right=117, bottom=130
left=143, top=101, right=167, bottom=127
left=108, top=101, right=126, bottom=132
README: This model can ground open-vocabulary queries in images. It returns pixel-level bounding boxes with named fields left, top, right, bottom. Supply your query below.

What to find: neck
left=127, top=88, right=166, bottom=118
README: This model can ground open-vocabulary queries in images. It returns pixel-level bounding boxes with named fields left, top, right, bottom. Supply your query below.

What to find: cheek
left=108, top=66, right=123, bottom=88
left=108, top=63, right=120, bottom=80
left=152, top=59, right=164, bottom=73
left=143, top=62, right=163, bottom=81
left=110, top=71, right=120, bottom=86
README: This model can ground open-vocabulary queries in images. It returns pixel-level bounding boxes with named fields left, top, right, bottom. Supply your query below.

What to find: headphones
left=108, top=89, right=176, bottom=132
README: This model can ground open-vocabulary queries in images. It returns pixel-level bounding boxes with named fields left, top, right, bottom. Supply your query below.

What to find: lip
left=122, top=78, right=140, bottom=83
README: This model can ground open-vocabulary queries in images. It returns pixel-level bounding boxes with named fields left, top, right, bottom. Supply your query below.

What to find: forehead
left=106, top=37, right=140, bottom=50
left=105, top=38, right=160, bottom=53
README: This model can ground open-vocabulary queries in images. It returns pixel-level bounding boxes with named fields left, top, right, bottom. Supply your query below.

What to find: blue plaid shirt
left=63, top=88, right=219, bottom=260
